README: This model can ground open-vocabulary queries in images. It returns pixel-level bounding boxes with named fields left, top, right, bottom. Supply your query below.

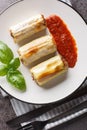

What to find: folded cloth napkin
left=0, top=0, right=87, bottom=129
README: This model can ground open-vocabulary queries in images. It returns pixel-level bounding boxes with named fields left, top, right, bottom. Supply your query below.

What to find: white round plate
left=0, top=0, right=87, bottom=104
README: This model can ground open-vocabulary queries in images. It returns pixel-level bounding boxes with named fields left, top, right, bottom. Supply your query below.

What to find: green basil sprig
left=0, top=41, right=14, bottom=64
left=0, top=63, right=8, bottom=76
left=8, top=58, right=20, bottom=70
left=0, top=41, right=26, bottom=91
left=7, top=70, right=26, bottom=91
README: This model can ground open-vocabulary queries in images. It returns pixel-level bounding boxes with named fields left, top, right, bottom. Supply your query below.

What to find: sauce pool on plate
left=46, top=15, right=78, bottom=68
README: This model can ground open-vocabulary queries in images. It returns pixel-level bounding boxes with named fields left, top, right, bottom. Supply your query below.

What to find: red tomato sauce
left=46, top=15, right=77, bottom=68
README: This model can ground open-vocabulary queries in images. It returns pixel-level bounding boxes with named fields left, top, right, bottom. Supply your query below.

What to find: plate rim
left=0, top=77, right=87, bottom=105
left=0, top=0, right=87, bottom=105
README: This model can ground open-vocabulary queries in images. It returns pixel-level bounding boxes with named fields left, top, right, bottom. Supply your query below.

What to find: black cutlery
left=6, top=77, right=87, bottom=128
left=17, top=100, right=87, bottom=130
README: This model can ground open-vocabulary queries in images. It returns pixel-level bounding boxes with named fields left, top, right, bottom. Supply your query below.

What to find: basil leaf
left=6, top=70, right=26, bottom=91
left=0, top=63, right=8, bottom=76
left=8, top=58, right=20, bottom=70
left=0, top=41, right=14, bottom=64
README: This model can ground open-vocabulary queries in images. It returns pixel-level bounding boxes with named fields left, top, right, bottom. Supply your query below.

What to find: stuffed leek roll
left=18, top=35, right=57, bottom=65
left=30, top=55, right=68, bottom=86
left=10, top=14, right=46, bottom=43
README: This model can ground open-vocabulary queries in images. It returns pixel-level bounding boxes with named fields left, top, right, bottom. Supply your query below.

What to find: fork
left=17, top=100, right=87, bottom=130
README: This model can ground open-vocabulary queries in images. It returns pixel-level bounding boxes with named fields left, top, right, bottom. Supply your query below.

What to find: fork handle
left=48, top=101, right=87, bottom=130
left=47, top=99, right=87, bottom=124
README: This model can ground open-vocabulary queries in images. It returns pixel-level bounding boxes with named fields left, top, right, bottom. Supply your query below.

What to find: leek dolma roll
left=10, top=14, right=46, bottom=43
left=18, top=35, right=57, bottom=65
left=30, top=55, right=68, bottom=86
